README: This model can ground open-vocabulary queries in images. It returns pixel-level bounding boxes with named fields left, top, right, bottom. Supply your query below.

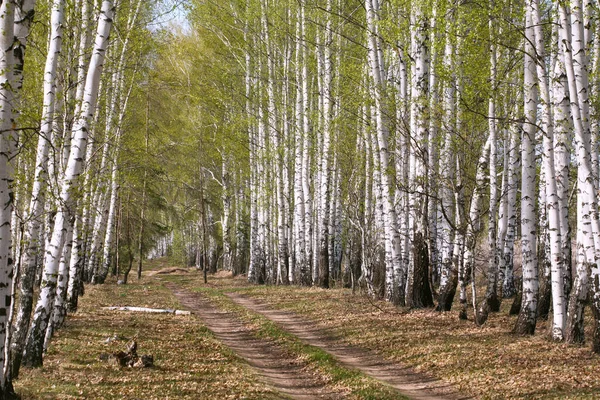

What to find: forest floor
left=13, top=259, right=600, bottom=399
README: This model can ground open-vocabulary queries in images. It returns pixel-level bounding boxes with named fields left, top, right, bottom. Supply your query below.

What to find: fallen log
left=102, top=306, right=191, bottom=315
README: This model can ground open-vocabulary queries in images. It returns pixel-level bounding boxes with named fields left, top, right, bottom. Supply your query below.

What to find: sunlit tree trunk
left=529, top=0, right=566, bottom=340
left=437, top=28, right=456, bottom=311
left=292, top=7, right=307, bottom=285
left=301, top=4, right=313, bottom=284
left=10, top=0, right=61, bottom=380
left=552, top=14, right=572, bottom=301
left=462, top=137, right=490, bottom=323
left=261, top=0, right=289, bottom=285
left=316, top=0, right=333, bottom=289
left=43, top=222, right=73, bottom=351
left=428, top=4, right=439, bottom=289
left=365, top=0, right=403, bottom=304
left=23, top=1, right=115, bottom=367
left=407, top=1, right=433, bottom=308
left=514, top=8, right=538, bottom=335
left=480, top=11, right=500, bottom=322
left=246, top=15, right=259, bottom=284
left=0, top=1, right=18, bottom=394
left=559, top=0, right=600, bottom=348
left=502, top=102, right=520, bottom=299
left=65, top=0, right=93, bottom=290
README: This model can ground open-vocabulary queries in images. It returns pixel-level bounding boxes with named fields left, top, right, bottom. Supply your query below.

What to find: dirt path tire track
left=167, top=285, right=345, bottom=399
left=227, top=293, right=469, bottom=400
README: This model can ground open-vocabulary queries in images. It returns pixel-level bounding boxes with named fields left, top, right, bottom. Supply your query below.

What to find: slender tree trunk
left=10, top=0, right=62, bottom=380
left=437, top=26, right=456, bottom=311
left=316, top=0, right=333, bottom=289
left=407, top=2, right=433, bottom=308
left=261, top=0, right=289, bottom=286
left=480, top=11, right=500, bottom=323
left=559, top=1, right=600, bottom=349
left=514, top=8, right=538, bottom=335
left=529, top=0, right=566, bottom=339
left=23, top=1, right=115, bottom=367
left=503, top=103, right=520, bottom=298
left=462, top=138, right=491, bottom=324
left=293, top=6, right=307, bottom=285
left=0, top=2, right=18, bottom=394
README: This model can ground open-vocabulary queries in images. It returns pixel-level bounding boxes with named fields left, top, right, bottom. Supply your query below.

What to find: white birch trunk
left=514, top=9, right=538, bottom=334
left=23, top=1, right=115, bottom=367
left=0, top=1, right=17, bottom=392
left=10, top=0, right=62, bottom=380
left=407, top=2, right=433, bottom=308
left=461, top=138, right=491, bottom=322
left=529, top=0, right=566, bottom=340
left=292, top=8, right=307, bottom=285
left=503, top=108, right=520, bottom=298
left=366, top=0, right=403, bottom=304
left=557, top=1, right=595, bottom=344
left=496, top=134, right=509, bottom=295
left=428, top=5, right=439, bottom=288
left=302, top=28, right=313, bottom=284
left=260, top=0, right=289, bottom=285
left=437, top=28, right=456, bottom=311
left=482, top=13, right=500, bottom=319
left=316, top=0, right=333, bottom=288
left=43, top=222, right=73, bottom=350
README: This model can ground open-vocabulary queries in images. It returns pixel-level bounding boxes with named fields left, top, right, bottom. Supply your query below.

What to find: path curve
left=168, top=285, right=345, bottom=399
left=227, top=293, right=469, bottom=400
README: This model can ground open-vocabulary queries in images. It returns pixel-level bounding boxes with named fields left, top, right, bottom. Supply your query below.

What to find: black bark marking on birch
left=565, top=278, right=586, bottom=344
left=318, top=240, right=329, bottom=289
left=591, top=275, right=600, bottom=353
left=436, top=265, right=457, bottom=312
left=513, top=275, right=537, bottom=335
left=537, top=266, right=552, bottom=320
left=22, top=310, right=48, bottom=368
left=408, top=232, right=434, bottom=309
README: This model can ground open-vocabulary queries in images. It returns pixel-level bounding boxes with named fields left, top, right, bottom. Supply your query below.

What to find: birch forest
left=3, top=0, right=600, bottom=398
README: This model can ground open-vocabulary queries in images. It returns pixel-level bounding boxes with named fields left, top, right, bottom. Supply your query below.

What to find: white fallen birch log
left=102, top=306, right=191, bottom=315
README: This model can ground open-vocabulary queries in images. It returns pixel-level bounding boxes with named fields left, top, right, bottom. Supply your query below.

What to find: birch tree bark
left=552, top=14, right=572, bottom=302
left=23, top=1, right=115, bottom=367
left=461, top=137, right=490, bottom=323
left=407, top=1, right=433, bottom=308
left=0, top=1, right=18, bottom=394
left=317, top=0, right=333, bottom=289
left=436, top=23, right=457, bottom=311
left=502, top=102, right=520, bottom=299
left=557, top=0, right=594, bottom=344
left=514, top=8, right=538, bottom=335
left=480, top=9, right=500, bottom=323
left=292, top=4, right=307, bottom=285
left=10, top=0, right=63, bottom=379
left=529, top=0, right=566, bottom=340
left=261, top=0, right=289, bottom=286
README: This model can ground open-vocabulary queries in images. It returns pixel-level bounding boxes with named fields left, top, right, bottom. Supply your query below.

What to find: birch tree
left=514, top=7, right=538, bottom=335
left=406, top=0, right=433, bottom=308
left=10, top=0, right=64, bottom=379
left=0, top=1, right=19, bottom=394
left=529, top=0, right=566, bottom=340
left=23, top=0, right=115, bottom=367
